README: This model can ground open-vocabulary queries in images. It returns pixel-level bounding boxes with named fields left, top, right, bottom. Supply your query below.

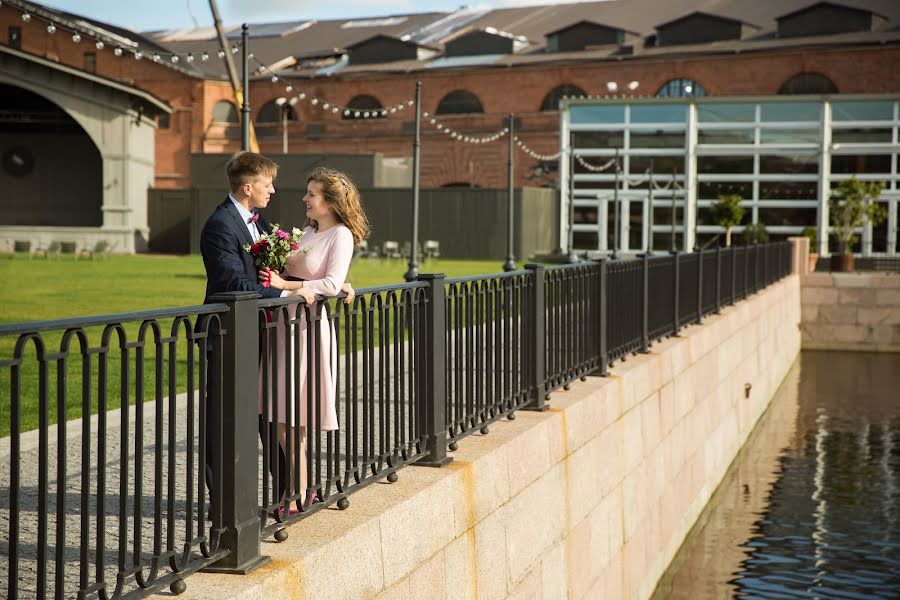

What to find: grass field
left=0, top=253, right=508, bottom=435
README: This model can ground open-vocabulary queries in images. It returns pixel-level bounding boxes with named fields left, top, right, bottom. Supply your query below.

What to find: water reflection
left=654, top=351, right=900, bottom=599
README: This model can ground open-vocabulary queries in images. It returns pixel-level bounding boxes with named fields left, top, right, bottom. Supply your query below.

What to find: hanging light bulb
left=430, top=119, right=436, bottom=125
left=323, top=102, right=330, bottom=109
left=217, top=49, right=225, bottom=58
left=231, top=45, right=239, bottom=54
left=285, top=85, right=292, bottom=92
left=354, top=111, right=360, bottom=117
left=153, top=53, right=161, bottom=62
left=114, top=47, right=123, bottom=57
left=186, top=53, right=194, bottom=62
left=21, top=13, right=31, bottom=22
left=135, top=51, right=143, bottom=60
left=95, top=40, right=104, bottom=50
left=172, top=54, right=180, bottom=63
left=390, top=107, right=396, bottom=114
left=310, top=98, right=318, bottom=106
left=363, top=111, right=370, bottom=118
left=46, top=23, right=56, bottom=34
left=332, top=107, right=339, bottom=113
left=298, top=92, right=306, bottom=100
left=200, top=51, right=209, bottom=61
left=72, top=33, right=81, bottom=43
left=344, top=109, right=351, bottom=117
left=271, top=75, right=278, bottom=83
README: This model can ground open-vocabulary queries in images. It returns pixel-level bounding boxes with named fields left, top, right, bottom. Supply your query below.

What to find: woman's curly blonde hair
left=306, top=167, right=370, bottom=245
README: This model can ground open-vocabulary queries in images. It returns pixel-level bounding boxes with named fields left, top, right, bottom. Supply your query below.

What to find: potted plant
left=829, top=177, right=886, bottom=272
left=802, top=226, right=818, bottom=272
left=711, top=193, right=746, bottom=247
left=742, top=222, right=769, bottom=245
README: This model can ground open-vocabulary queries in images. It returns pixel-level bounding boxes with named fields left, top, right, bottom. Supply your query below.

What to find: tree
left=710, top=194, right=745, bottom=247
left=742, top=222, right=769, bottom=245
left=829, top=177, right=887, bottom=255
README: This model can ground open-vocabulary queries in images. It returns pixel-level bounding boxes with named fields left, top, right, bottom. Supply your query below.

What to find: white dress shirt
left=229, top=195, right=260, bottom=242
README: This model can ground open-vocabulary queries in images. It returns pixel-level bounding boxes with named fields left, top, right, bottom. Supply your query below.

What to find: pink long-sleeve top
left=283, top=224, right=354, bottom=296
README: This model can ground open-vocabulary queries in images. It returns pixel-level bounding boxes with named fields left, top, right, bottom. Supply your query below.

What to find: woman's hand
left=287, top=286, right=317, bottom=306
left=259, top=268, right=287, bottom=290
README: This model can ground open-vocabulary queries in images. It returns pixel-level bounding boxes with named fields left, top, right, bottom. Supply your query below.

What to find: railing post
left=744, top=244, right=750, bottom=299
left=763, top=243, right=769, bottom=286
left=524, top=264, right=547, bottom=411
left=204, top=291, right=269, bottom=574
left=715, top=246, right=722, bottom=313
left=730, top=247, right=737, bottom=306
left=695, top=248, right=703, bottom=324
left=596, top=258, right=609, bottom=376
left=416, top=274, right=452, bottom=467
left=672, top=251, right=680, bottom=336
left=641, top=253, right=649, bottom=352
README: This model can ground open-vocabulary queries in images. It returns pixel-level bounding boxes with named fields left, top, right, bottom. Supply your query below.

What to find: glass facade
left=562, top=96, right=900, bottom=255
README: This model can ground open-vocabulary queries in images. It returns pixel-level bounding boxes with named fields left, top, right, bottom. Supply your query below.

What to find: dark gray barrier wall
left=148, top=187, right=559, bottom=260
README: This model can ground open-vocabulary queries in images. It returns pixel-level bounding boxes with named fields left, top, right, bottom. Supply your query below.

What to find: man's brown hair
left=225, top=151, right=279, bottom=193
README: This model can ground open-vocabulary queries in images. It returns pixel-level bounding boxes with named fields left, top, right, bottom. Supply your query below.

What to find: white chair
left=424, top=240, right=441, bottom=259
left=382, top=240, right=401, bottom=259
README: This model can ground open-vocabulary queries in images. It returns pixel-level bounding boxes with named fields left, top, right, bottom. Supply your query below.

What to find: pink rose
left=276, top=229, right=290, bottom=240
left=291, top=242, right=299, bottom=250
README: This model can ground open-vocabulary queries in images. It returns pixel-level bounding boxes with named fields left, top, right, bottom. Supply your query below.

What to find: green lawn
left=0, top=253, right=507, bottom=435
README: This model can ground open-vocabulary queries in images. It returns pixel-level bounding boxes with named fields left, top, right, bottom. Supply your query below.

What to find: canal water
left=653, top=351, right=900, bottom=599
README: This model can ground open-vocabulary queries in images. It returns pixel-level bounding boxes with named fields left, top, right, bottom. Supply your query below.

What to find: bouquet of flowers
left=243, top=223, right=305, bottom=287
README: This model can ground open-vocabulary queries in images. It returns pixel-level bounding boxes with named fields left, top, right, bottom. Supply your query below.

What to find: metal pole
left=403, top=81, right=422, bottom=282
left=281, top=107, right=288, bottom=154
left=647, top=159, right=654, bottom=254
left=523, top=264, right=547, bottom=411
left=612, top=148, right=619, bottom=259
left=241, top=24, right=250, bottom=152
left=567, top=132, right=578, bottom=263
left=503, top=113, right=516, bottom=272
left=414, top=274, right=452, bottom=466
left=670, top=169, right=677, bottom=253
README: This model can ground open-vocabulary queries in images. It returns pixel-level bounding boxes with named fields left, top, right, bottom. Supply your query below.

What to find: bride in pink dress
left=259, top=167, right=369, bottom=511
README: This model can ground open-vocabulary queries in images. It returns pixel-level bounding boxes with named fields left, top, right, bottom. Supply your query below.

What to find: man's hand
left=340, top=282, right=355, bottom=304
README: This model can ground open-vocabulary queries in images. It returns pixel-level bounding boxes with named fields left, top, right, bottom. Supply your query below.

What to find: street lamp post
left=274, top=96, right=297, bottom=153
left=241, top=24, right=250, bottom=151
left=403, top=81, right=423, bottom=282
left=567, top=131, right=579, bottom=263
left=503, top=113, right=517, bottom=272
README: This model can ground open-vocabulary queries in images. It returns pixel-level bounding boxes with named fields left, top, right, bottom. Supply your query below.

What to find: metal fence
left=0, top=242, right=792, bottom=598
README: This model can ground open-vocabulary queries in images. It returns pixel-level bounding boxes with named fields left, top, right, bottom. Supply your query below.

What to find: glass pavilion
left=559, top=96, right=900, bottom=256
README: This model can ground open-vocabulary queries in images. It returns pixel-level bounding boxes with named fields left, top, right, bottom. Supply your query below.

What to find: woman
left=259, top=167, right=369, bottom=514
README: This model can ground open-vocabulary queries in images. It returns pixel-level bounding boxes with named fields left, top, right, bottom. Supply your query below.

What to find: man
left=200, top=151, right=352, bottom=515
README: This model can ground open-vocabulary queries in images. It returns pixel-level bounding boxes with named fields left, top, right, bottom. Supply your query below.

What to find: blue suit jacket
left=200, top=198, right=282, bottom=304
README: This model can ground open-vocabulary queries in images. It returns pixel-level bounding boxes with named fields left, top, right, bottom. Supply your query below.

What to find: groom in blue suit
left=200, top=151, right=286, bottom=515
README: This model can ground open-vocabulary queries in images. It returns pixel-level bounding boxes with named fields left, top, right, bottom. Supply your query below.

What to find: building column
left=684, top=102, right=698, bottom=251
left=818, top=102, right=832, bottom=256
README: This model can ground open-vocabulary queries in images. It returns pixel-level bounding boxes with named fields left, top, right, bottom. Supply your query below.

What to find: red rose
left=250, top=242, right=260, bottom=255
left=291, top=242, right=299, bottom=250
left=258, top=239, right=269, bottom=249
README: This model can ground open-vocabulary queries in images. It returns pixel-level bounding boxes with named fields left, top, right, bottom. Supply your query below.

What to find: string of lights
left=514, top=136, right=560, bottom=161
left=575, top=155, right=617, bottom=173
left=3, top=0, right=242, bottom=71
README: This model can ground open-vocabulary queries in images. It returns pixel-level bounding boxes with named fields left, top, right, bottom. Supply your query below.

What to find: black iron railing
left=1, top=242, right=793, bottom=597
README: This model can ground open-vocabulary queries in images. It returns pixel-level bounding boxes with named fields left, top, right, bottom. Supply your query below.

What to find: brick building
left=1, top=0, right=899, bottom=255
left=2, top=0, right=898, bottom=191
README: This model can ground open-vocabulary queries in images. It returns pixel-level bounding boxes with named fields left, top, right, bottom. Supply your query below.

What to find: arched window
left=212, top=100, right=238, bottom=123
left=343, top=95, right=385, bottom=119
left=540, top=84, right=587, bottom=111
left=257, top=100, right=297, bottom=123
left=778, top=72, right=838, bottom=95
left=656, top=78, right=706, bottom=97
left=436, top=90, right=484, bottom=115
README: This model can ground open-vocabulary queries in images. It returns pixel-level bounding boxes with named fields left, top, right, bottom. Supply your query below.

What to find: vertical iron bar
left=415, top=274, right=452, bottom=466
left=672, top=251, right=680, bottom=335
left=597, top=259, right=609, bottom=376
left=524, top=265, right=546, bottom=411
left=612, top=148, right=620, bottom=259
left=695, top=249, right=703, bottom=324
left=641, top=254, right=649, bottom=352
left=731, top=247, right=737, bottom=306
left=715, top=246, right=722, bottom=313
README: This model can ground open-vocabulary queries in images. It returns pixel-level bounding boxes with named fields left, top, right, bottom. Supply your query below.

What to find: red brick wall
left=2, top=5, right=898, bottom=189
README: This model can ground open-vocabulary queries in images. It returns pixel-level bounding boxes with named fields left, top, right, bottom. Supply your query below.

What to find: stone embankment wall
left=801, top=272, right=900, bottom=352
left=169, top=276, right=801, bottom=600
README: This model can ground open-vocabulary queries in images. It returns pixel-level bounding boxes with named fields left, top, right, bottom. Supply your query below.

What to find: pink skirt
left=258, top=303, right=339, bottom=430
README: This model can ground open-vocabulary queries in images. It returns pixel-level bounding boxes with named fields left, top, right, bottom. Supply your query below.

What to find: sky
left=39, top=0, right=597, bottom=33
